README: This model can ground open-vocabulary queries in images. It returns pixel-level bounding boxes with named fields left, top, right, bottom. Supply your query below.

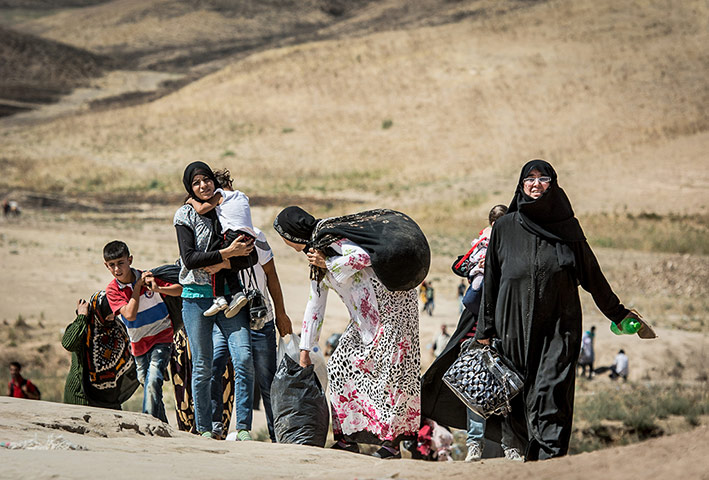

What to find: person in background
left=577, top=326, right=596, bottom=379
left=419, top=281, right=428, bottom=310
left=325, top=333, right=342, bottom=357
left=424, top=281, right=435, bottom=316
left=7, top=362, right=40, bottom=400
left=430, top=324, right=450, bottom=359
left=610, top=349, right=629, bottom=381
left=457, top=279, right=467, bottom=313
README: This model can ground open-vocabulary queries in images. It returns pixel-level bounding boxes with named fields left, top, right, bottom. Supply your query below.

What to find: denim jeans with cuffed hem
left=182, top=296, right=253, bottom=434
left=466, top=408, right=486, bottom=445
left=212, top=320, right=277, bottom=441
left=135, top=342, right=171, bottom=423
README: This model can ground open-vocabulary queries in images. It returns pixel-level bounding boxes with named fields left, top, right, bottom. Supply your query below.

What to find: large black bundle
left=270, top=355, right=329, bottom=447
left=313, top=209, right=430, bottom=291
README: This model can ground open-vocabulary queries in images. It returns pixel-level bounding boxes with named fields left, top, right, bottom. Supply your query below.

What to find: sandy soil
left=1, top=396, right=708, bottom=480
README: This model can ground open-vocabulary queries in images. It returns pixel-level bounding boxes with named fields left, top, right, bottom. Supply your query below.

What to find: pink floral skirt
left=328, top=279, right=421, bottom=444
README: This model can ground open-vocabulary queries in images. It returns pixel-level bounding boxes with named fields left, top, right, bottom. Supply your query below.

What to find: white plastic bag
left=278, top=334, right=328, bottom=392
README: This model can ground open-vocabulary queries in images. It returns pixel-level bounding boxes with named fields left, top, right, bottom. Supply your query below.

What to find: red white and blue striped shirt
left=106, top=269, right=174, bottom=356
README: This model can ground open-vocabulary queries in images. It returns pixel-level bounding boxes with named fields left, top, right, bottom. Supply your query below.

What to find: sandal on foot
left=372, top=446, right=401, bottom=459
left=330, top=440, right=359, bottom=453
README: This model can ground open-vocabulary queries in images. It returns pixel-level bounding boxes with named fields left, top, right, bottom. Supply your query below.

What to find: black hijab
left=507, top=159, right=585, bottom=268
left=508, top=159, right=585, bottom=242
left=273, top=206, right=319, bottom=245
left=182, top=161, right=222, bottom=201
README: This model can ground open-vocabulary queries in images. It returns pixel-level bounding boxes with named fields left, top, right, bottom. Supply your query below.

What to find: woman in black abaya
left=475, top=159, right=651, bottom=460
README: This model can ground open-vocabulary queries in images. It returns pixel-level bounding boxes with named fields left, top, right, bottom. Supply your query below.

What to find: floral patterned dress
left=300, top=239, right=421, bottom=445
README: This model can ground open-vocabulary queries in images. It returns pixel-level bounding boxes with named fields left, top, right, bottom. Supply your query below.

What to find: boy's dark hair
left=103, top=240, right=130, bottom=261
left=488, top=204, right=508, bottom=225
left=9, top=361, right=21, bottom=370
left=213, top=168, right=233, bottom=190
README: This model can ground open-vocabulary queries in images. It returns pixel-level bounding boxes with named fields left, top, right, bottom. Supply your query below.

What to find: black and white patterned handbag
left=443, top=340, right=523, bottom=418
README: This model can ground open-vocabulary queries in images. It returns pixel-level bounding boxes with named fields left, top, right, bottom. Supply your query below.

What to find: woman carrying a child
left=274, top=206, right=426, bottom=459
left=174, top=161, right=256, bottom=439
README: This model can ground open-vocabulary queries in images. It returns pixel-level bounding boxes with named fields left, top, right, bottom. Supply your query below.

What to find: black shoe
left=372, top=446, right=401, bottom=459
left=330, top=441, right=360, bottom=453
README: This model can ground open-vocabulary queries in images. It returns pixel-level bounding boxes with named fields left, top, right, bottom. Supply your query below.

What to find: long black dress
left=475, top=211, right=628, bottom=459
left=420, top=305, right=505, bottom=458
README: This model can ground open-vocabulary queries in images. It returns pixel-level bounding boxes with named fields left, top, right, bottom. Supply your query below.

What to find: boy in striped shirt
left=103, top=241, right=182, bottom=422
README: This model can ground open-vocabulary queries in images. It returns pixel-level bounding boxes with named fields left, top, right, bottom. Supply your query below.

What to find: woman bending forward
left=274, top=206, right=421, bottom=459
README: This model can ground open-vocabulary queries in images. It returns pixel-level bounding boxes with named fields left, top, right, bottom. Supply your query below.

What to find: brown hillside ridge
left=2, top=0, right=542, bottom=114
left=0, top=26, right=115, bottom=116
left=0, top=1, right=109, bottom=7
left=0, top=396, right=707, bottom=480
left=13, top=0, right=531, bottom=71
left=1, top=0, right=705, bottom=221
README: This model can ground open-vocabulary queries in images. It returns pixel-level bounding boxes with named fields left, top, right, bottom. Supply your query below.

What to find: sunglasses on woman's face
left=523, top=176, right=552, bottom=185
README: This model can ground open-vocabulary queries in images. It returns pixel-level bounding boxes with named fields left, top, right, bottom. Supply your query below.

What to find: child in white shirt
left=187, top=168, right=256, bottom=317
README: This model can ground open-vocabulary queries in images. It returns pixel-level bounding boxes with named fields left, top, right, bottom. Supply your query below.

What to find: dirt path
left=0, top=397, right=707, bottom=480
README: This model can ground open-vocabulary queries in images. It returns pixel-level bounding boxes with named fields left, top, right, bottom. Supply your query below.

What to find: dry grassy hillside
left=14, top=0, right=366, bottom=71
left=13, top=0, right=536, bottom=71
left=2, top=0, right=707, bottom=218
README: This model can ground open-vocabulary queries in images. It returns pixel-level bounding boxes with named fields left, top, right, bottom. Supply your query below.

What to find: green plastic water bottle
left=610, top=317, right=642, bottom=335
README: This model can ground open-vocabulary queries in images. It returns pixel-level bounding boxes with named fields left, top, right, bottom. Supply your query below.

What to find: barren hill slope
left=0, top=26, right=113, bottom=116
left=2, top=0, right=707, bottom=221
left=15, top=0, right=535, bottom=72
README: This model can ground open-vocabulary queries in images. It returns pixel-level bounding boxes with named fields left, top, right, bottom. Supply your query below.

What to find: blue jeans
left=182, top=296, right=254, bottom=433
left=466, top=408, right=486, bottom=445
left=134, top=342, right=171, bottom=423
left=212, top=320, right=277, bottom=440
